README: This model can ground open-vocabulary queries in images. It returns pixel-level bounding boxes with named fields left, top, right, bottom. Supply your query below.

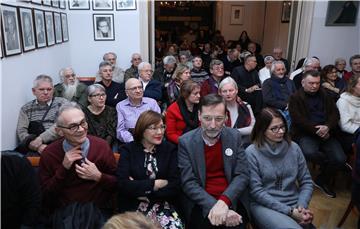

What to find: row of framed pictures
left=69, top=0, right=136, bottom=11
left=1, top=4, right=69, bottom=57
left=23, top=0, right=67, bottom=9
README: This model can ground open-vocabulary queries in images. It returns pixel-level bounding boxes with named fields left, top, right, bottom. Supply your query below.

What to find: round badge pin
left=225, top=148, right=233, bottom=156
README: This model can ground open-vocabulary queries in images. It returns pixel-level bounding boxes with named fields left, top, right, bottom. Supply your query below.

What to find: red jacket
left=165, top=102, right=186, bottom=144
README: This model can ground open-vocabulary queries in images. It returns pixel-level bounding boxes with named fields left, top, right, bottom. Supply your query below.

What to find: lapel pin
left=225, top=148, right=233, bottom=156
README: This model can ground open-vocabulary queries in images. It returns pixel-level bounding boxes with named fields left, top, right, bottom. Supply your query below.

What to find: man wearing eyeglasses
left=54, top=67, right=88, bottom=107
left=16, top=75, right=68, bottom=155
left=200, top=59, right=225, bottom=97
left=178, top=94, right=249, bottom=229
left=39, top=102, right=117, bottom=216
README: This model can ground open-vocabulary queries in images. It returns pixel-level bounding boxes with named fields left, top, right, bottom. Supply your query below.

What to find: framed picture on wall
left=54, top=12, right=62, bottom=43
left=19, top=7, right=36, bottom=52
left=61, top=13, right=69, bottom=41
left=44, top=11, right=55, bottom=46
left=34, top=9, right=47, bottom=48
left=1, top=4, right=22, bottom=56
left=230, top=5, right=244, bottom=25
left=59, top=0, right=66, bottom=9
left=31, top=0, right=42, bottom=5
left=93, top=0, right=113, bottom=10
left=69, top=0, right=90, bottom=10
left=43, top=0, right=52, bottom=6
left=116, top=0, right=136, bottom=10
left=52, top=0, right=60, bottom=8
left=325, top=1, right=359, bottom=26
left=93, top=14, right=114, bottom=41
left=0, top=30, right=3, bottom=58
left=281, top=1, right=291, bottom=23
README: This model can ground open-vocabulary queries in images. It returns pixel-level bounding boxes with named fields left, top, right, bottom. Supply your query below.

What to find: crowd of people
left=2, top=29, right=360, bottom=229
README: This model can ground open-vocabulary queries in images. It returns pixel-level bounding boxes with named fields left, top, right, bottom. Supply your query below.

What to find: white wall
left=308, top=1, right=360, bottom=70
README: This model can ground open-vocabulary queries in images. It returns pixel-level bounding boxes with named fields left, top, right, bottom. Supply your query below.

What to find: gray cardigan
left=246, top=141, right=313, bottom=215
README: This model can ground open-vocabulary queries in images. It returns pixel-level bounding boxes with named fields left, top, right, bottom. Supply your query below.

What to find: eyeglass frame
left=146, top=124, right=166, bottom=132
left=57, top=119, right=88, bottom=133
left=126, top=86, right=144, bottom=92
left=268, top=125, right=286, bottom=133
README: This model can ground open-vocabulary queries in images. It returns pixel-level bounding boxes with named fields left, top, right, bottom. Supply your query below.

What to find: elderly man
left=96, top=61, right=126, bottom=107
left=291, top=57, right=321, bottom=90
left=116, top=78, right=160, bottom=143
left=191, top=56, right=209, bottom=84
left=96, top=52, right=125, bottom=83
left=273, top=47, right=290, bottom=74
left=138, top=62, right=163, bottom=101
left=231, top=54, right=263, bottom=115
left=200, top=59, right=225, bottom=97
left=344, top=54, right=360, bottom=81
left=54, top=67, right=88, bottom=107
left=39, top=103, right=117, bottom=215
left=153, top=55, right=177, bottom=86
left=289, top=70, right=346, bottom=198
left=124, top=53, right=142, bottom=82
left=222, top=48, right=241, bottom=77
left=16, top=75, right=68, bottom=154
left=178, top=94, right=249, bottom=229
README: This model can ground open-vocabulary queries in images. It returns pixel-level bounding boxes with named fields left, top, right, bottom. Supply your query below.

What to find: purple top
left=116, top=97, right=161, bottom=143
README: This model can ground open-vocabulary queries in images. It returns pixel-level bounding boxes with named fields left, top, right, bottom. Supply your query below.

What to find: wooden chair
left=78, top=76, right=96, bottom=86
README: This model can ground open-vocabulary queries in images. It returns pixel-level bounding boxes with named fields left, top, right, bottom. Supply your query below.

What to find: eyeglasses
left=147, top=124, right=166, bottom=132
left=58, top=119, right=88, bottom=133
left=89, top=93, right=106, bottom=98
left=201, top=115, right=226, bottom=122
left=268, top=125, right=286, bottom=133
left=126, top=86, right=143, bottom=92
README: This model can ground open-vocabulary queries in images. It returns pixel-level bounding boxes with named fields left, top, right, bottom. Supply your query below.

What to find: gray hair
left=218, top=77, right=238, bottom=91
left=335, top=57, right=346, bottom=66
left=210, top=59, right=224, bottom=70
left=87, top=83, right=105, bottom=96
left=131, top=53, right=141, bottom=60
left=303, top=57, right=319, bottom=67
left=33, top=74, right=53, bottom=88
left=56, top=102, right=83, bottom=126
left=98, top=61, right=112, bottom=70
left=103, top=52, right=117, bottom=60
left=59, top=67, right=75, bottom=82
left=137, top=62, right=151, bottom=71
left=264, top=55, right=275, bottom=63
left=271, top=60, right=285, bottom=73
left=163, top=55, right=177, bottom=65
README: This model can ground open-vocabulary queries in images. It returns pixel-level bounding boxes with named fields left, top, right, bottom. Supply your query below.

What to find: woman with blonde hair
left=166, top=64, right=191, bottom=104
left=103, top=212, right=159, bottom=229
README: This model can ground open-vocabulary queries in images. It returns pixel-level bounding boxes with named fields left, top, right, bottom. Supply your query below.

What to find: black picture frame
left=33, top=9, right=47, bottom=48
left=116, top=0, right=136, bottom=10
left=53, top=12, right=62, bottom=43
left=281, top=1, right=291, bottom=23
left=0, top=29, right=3, bottom=58
left=93, top=0, right=113, bottom=11
left=93, top=13, right=114, bottom=41
left=51, top=0, right=60, bottom=8
left=19, top=6, right=36, bottom=52
left=1, top=4, right=22, bottom=56
left=44, top=11, right=55, bottom=46
left=59, top=0, right=66, bottom=9
left=31, top=0, right=43, bottom=5
left=325, top=1, right=359, bottom=26
left=61, top=13, right=69, bottom=42
left=43, top=0, right=52, bottom=7
left=68, top=0, right=90, bottom=10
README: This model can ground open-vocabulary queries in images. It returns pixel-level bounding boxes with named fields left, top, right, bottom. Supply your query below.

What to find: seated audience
left=166, top=80, right=200, bottom=144
left=259, top=55, right=274, bottom=84
left=138, top=62, right=163, bottom=102
left=96, top=52, right=125, bottom=83
left=344, top=54, right=360, bottom=82
left=289, top=70, right=346, bottom=198
left=247, top=42, right=264, bottom=70
left=54, top=67, right=88, bottom=107
left=190, top=56, right=209, bottom=84
left=153, top=55, right=177, bottom=86
left=238, top=30, right=251, bottom=52
left=124, top=53, right=142, bottom=82
left=117, top=111, right=184, bottom=228
left=232, top=54, right=263, bottom=115
left=200, top=59, right=225, bottom=96
left=219, top=77, right=255, bottom=146
left=321, top=64, right=346, bottom=102
left=96, top=61, right=126, bottom=107
left=247, top=108, right=314, bottom=229
left=103, top=212, right=159, bottom=229
left=334, top=57, right=348, bottom=79
left=273, top=47, right=290, bottom=74
left=39, top=103, right=117, bottom=216
left=292, top=57, right=321, bottom=89
left=201, top=43, right=212, bottom=72
left=16, top=75, right=68, bottom=154
left=178, top=94, right=248, bottom=229
left=116, top=78, right=160, bottom=143
left=222, top=48, right=241, bottom=77
left=179, top=50, right=193, bottom=69
left=167, top=64, right=191, bottom=104
left=83, top=84, right=117, bottom=147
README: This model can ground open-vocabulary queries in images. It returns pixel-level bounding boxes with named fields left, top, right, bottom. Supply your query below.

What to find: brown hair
left=347, top=74, right=360, bottom=94
left=133, top=110, right=163, bottom=142
left=102, top=212, right=160, bottom=229
left=320, top=64, right=336, bottom=82
left=172, top=64, right=190, bottom=83
left=179, top=80, right=200, bottom=100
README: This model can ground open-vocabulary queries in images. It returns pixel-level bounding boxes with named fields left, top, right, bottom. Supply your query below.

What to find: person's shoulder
left=167, top=101, right=180, bottom=112
left=88, top=135, right=110, bottom=147
left=179, top=127, right=201, bottom=143
left=42, top=138, right=64, bottom=156
left=53, top=97, right=69, bottom=104
left=143, top=96, right=158, bottom=104
left=21, top=100, right=36, bottom=110
left=54, top=83, right=63, bottom=90
left=77, top=82, right=88, bottom=90
left=117, top=98, right=130, bottom=107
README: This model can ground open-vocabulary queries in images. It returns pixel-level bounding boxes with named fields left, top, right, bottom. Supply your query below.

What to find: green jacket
left=54, top=82, right=88, bottom=107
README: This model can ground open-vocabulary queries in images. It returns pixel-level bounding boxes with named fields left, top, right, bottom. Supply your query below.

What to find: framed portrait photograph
left=19, top=7, right=36, bottom=52
left=93, top=0, right=113, bottom=10
left=59, top=0, right=66, bottom=9
left=44, top=11, right=55, bottom=46
left=51, top=0, right=60, bottom=8
left=325, top=1, right=359, bottom=26
left=230, top=5, right=244, bottom=25
left=93, top=14, right=114, bottom=41
left=281, top=1, right=292, bottom=23
left=116, top=0, right=136, bottom=10
left=33, top=9, right=47, bottom=48
left=31, top=0, right=42, bottom=5
left=61, top=13, right=69, bottom=41
left=69, top=0, right=90, bottom=10
left=53, top=12, right=62, bottom=43
left=1, top=4, right=22, bottom=56
left=43, top=0, right=52, bottom=6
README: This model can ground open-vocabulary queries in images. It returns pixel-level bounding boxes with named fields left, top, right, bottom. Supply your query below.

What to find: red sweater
left=204, top=141, right=231, bottom=206
left=39, top=135, right=117, bottom=211
left=165, top=102, right=186, bottom=144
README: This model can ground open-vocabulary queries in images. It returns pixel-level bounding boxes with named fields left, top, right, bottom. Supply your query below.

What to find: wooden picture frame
left=44, top=11, right=55, bottom=46
left=68, top=0, right=90, bottom=10
left=281, top=1, right=291, bottom=23
left=93, top=0, right=113, bottom=11
left=33, top=9, right=47, bottom=48
left=19, top=7, right=36, bottom=52
left=93, top=14, right=114, bottom=41
left=325, top=1, right=359, bottom=26
left=230, top=5, right=244, bottom=25
left=1, top=4, right=22, bottom=56
left=53, top=12, right=62, bottom=43
left=61, top=13, right=69, bottom=41
left=116, top=0, right=136, bottom=10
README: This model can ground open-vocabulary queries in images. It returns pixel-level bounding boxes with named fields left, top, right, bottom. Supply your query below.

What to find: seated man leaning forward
left=116, top=78, right=161, bottom=143
left=178, top=94, right=249, bottom=229
left=54, top=67, right=88, bottom=107
left=39, top=102, right=117, bottom=215
left=16, top=75, right=68, bottom=154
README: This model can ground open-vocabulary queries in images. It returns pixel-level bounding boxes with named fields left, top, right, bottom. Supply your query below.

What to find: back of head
left=102, top=212, right=160, bottom=229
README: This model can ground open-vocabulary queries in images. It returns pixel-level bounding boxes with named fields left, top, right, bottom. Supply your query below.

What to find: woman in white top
left=259, top=55, right=275, bottom=84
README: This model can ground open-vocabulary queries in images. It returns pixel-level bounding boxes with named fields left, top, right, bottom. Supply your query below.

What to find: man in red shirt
left=178, top=94, right=249, bottom=229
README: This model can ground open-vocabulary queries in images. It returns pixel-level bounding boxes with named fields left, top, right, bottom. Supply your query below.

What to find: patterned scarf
left=144, top=148, right=158, bottom=179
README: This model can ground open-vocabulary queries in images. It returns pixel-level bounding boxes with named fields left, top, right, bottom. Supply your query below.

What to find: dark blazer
left=116, top=141, right=180, bottom=212
left=178, top=127, right=249, bottom=220
left=144, top=79, right=163, bottom=101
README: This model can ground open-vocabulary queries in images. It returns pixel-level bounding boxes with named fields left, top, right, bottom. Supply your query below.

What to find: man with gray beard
left=54, top=67, right=88, bottom=107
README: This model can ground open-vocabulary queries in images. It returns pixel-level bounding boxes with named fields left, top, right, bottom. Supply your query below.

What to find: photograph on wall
left=44, top=11, right=55, bottom=46
left=52, top=0, right=60, bottom=8
left=54, top=12, right=62, bottom=43
left=93, top=14, right=114, bottom=41
left=31, top=0, right=42, bottom=4
left=230, top=5, right=244, bottom=25
left=281, top=1, right=292, bottom=23
left=61, top=13, right=69, bottom=41
left=59, top=0, right=66, bottom=9
left=325, top=1, right=359, bottom=26
left=34, top=9, right=47, bottom=48
left=69, top=0, right=90, bottom=10
left=116, top=0, right=136, bottom=10
left=1, top=4, right=22, bottom=56
left=19, top=7, right=36, bottom=52
left=43, top=0, right=52, bottom=6
left=93, top=0, right=113, bottom=10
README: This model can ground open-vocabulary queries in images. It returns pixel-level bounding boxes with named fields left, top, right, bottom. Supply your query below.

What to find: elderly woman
left=166, top=64, right=191, bottom=104
left=165, top=80, right=200, bottom=144
left=218, top=77, right=255, bottom=146
left=321, top=64, right=347, bottom=102
left=83, top=84, right=117, bottom=147
left=335, top=57, right=348, bottom=79
left=246, top=108, right=314, bottom=229
left=117, top=110, right=183, bottom=228
left=259, top=55, right=275, bottom=84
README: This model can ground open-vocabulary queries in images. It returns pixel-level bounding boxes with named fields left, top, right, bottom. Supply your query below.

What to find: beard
left=202, top=126, right=223, bottom=139
left=63, top=80, right=79, bottom=100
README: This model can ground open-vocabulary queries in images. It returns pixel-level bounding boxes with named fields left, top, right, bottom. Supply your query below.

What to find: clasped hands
left=315, top=125, right=329, bottom=139
left=208, top=200, right=242, bottom=227
left=290, top=206, right=314, bottom=225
